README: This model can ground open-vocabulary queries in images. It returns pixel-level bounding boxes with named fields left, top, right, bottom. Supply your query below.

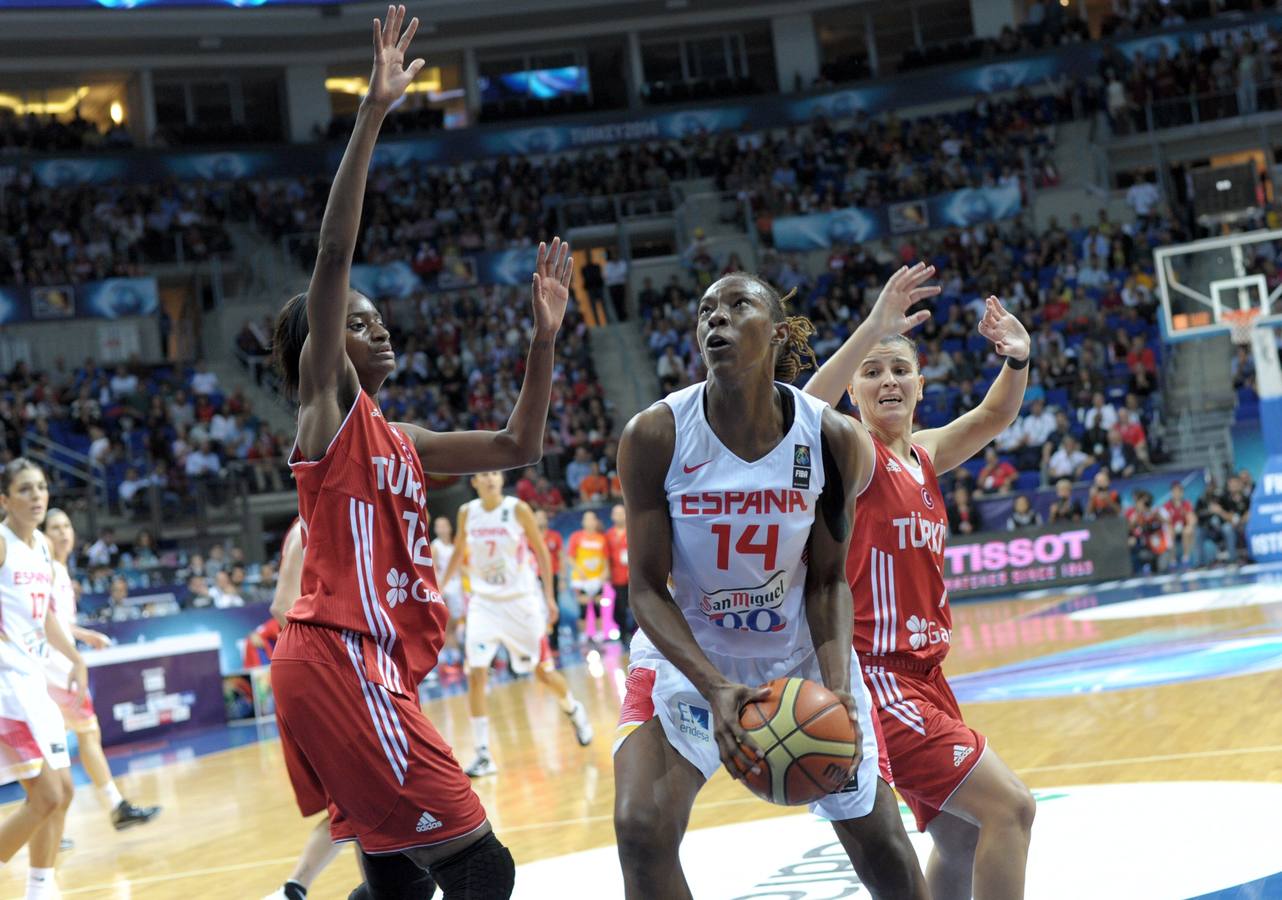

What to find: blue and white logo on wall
left=164, top=152, right=271, bottom=181
left=370, top=140, right=440, bottom=170
left=0, top=289, right=23, bottom=325
left=828, top=209, right=877, bottom=245
left=480, top=127, right=567, bottom=157
left=82, top=278, right=159, bottom=319
left=1117, top=35, right=1183, bottom=62
left=934, top=185, right=1021, bottom=227
left=349, top=262, right=423, bottom=301
left=476, top=248, right=540, bottom=287
left=660, top=108, right=748, bottom=140
left=32, top=158, right=128, bottom=188
left=787, top=88, right=880, bottom=122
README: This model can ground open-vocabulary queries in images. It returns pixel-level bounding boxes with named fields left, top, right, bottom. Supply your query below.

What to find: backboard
left=1155, top=228, right=1282, bottom=344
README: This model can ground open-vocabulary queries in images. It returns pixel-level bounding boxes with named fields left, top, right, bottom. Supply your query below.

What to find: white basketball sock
left=26, top=867, right=55, bottom=900
left=99, top=780, right=124, bottom=809
left=470, top=717, right=489, bottom=754
left=559, top=693, right=577, bottom=713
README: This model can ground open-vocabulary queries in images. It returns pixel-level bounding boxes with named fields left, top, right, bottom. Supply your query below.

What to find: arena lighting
left=325, top=70, right=443, bottom=96
left=0, top=86, right=89, bottom=115
left=109, top=100, right=124, bottom=124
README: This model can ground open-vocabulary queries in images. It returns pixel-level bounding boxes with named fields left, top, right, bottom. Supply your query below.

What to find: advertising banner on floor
left=943, top=518, right=1133, bottom=599
left=96, top=602, right=274, bottom=674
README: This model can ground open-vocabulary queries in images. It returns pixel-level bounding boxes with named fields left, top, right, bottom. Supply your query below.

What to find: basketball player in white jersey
left=612, top=274, right=928, bottom=899
left=40, top=509, right=160, bottom=835
left=439, top=471, right=593, bottom=778
left=430, top=515, right=465, bottom=667
left=0, top=459, right=89, bottom=900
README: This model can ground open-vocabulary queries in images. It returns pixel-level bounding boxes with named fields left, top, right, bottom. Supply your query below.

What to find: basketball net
left=1223, top=307, right=1261, bottom=346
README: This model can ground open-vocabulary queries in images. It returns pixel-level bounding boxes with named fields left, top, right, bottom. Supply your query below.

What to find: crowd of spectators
left=0, top=110, right=132, bottom=154
left=0, top=175, right=233, bottom=286
left=1099, top=24, right=1282, bottom=134
left=0, top=355, right=294, bottom=518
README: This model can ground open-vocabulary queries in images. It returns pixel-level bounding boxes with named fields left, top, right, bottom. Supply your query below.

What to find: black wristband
left=1005, top=354, right=1030, bottom=370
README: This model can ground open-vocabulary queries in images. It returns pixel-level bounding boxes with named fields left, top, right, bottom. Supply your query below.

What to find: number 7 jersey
left=653, top=381, right=826, bottom=662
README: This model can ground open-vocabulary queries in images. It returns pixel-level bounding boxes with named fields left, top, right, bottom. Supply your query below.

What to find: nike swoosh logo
left=683, top=460, right=712, bottom=474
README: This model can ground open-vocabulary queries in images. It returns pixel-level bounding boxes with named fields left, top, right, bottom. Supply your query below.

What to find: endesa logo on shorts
left=677, top=701, right=711, bottom=743
left=698, top=570, right=788, bottom=633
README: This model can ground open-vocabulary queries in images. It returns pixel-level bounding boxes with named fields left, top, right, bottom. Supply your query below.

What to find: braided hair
left=721, top=272, right=818, bottom=383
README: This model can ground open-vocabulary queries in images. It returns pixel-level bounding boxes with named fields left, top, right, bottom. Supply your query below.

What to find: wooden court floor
left=3, top=578, right=1281, bottom=899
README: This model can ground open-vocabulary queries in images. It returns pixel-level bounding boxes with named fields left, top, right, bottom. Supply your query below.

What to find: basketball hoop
left=1223, top=308, right=1261, bottom=346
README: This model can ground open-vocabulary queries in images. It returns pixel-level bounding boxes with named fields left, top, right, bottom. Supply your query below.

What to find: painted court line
left=1018, top=744, right=1282, bottom=774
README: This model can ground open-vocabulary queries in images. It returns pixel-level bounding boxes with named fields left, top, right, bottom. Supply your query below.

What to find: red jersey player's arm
left=270, top=521, right=304, bottom=627
left=915, top=296, right=1031, bottom=474
left=438, top=505, right=470, bottom=590
left=803, top=263, right=938, bottom=407
left=296, top=10, right=426, bottom=459
left=619, top=404, right=766, bottom=779
left=515, top=501, right=557, bottom=617
left=396, top=242, right=574, bottom=475
left=804, top=408, right=862, bottom=700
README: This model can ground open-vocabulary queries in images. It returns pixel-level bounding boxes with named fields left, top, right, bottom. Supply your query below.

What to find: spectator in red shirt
left=515, top=467, right=539, bottom=505
left=976, top=447, right=1018, bottom=495
left=1125, top=489, right=1169, bottom=574
left=532, top=476, right=566, bottom=513
left=578, top=462, right=609, bottom=504
left=1160, top=481, right=1197, bottom=568
left=1115, top=408, right=1150, bottom=468
left=1125, top=333, right=1157, bottom=375
left=604, top=504, right=632, bottom=642
left=535, top=508, right=566, bottom=650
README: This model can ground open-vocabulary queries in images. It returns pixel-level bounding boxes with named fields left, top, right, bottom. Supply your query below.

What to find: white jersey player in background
left=41, top=509, right=160, bottom=838
left=611, top=274, right=927, bottom=899
left=439, top=471, right=593, bottom=778
left=431, top=515, right=466, bottom=668
left=0, top=459, right=89, bottom=900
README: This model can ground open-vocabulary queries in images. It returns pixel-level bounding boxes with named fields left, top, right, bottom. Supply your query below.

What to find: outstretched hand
left=531, top=237, right=574, bottom=336
left=977, top=295, right=1030, bottom=361
left=866, top=262, right=940, bottom=341
left=367, top=5, right=426, bottom=111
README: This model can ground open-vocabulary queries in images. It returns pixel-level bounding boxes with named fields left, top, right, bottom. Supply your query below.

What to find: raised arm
left=915, top=297, right=1030, bottom=474
left=803, top=263, right=938, bottom=407
left=398, top=239, right=574, bottom=474
left=296, top=7, right=424, bottom=452
left=516, top=501, right=558, bottom=628
left=270, top=520, right=304, bottom=626
left=804, top=409, right=864, bottom=756
left=618, top=406, right=766, bottom=779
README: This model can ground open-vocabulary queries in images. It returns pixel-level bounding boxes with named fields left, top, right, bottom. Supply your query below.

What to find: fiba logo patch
left=677, top=701, right=711, bottom=743
left=793, top=444, right=811, bottom=490
left=921, top=488, right=934, bottom=509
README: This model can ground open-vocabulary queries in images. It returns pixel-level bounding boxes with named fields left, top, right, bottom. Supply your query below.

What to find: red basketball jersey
left=847, top=436, right=952, bottom=667
left=289, top=391, right=446, bottom=687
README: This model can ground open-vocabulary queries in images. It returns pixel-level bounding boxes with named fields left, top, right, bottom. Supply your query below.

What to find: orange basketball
left=735, top=677, right=859, bottom=806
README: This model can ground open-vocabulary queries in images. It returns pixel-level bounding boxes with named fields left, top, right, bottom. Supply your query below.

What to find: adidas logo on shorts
left=953, top=745, right=974, bottom=767
left=416, top=811, right=443, bottom=833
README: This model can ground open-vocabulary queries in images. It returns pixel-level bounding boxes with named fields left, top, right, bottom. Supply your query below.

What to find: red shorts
left=861, top=659, right=986, bottom=832
left=272, top=622, right=487, bottom=851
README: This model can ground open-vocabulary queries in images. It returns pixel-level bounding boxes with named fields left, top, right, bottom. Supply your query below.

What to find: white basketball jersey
left=648, top=381, right=826, bottom=661
left=44, top=562, right=76, bottom=683
left=430, top=538, right=462, bottom=595
left=0, top=521, right=54, bottom=675
left=464, top=496, right=538, bottom=601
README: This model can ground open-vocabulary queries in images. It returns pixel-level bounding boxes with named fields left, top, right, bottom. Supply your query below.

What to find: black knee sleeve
left=349, top=849, right=438, bottom=900
left=432, top=832, right=515, bottom=899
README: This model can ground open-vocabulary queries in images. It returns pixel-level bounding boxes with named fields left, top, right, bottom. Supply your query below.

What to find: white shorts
left=614, top=634, right=880, bottom=821
left=0, top=666, right=72, bottom=784
left=442, top=586, right=466, bottom=620
left=571, top=578, right=603, bottom=598
left=465, top=592, right=549, bottom=676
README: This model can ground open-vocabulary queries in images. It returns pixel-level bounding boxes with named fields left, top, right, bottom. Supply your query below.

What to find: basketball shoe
left=465, top=751, right=497, bottom=778
left=566, top=701, right=594, bottom=746
left=112, top=800, right=161, bottom=830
